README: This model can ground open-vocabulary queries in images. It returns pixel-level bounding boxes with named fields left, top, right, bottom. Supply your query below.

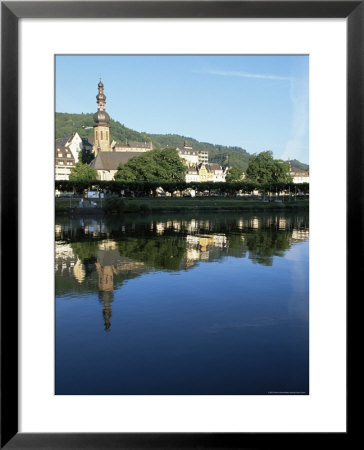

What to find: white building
left=206, top=163, right=227, bottom=182
left=198, top=150, right=208, bottom=164
left=178, top=146, right=200, bottom=167
left=55, top=145, right=76, bottom=180
left=55, top=131, right=93, bottom=180
left=186, top=168, right=199, bottom=183
left=56, top=131, right=84, bottom=163
left=177, top=140, right=209, bottom=168
left=290, top=167, right=309, bottom=184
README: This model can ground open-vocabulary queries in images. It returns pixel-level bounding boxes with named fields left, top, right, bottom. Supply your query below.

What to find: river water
left=55, top=211, right=309, bottom=395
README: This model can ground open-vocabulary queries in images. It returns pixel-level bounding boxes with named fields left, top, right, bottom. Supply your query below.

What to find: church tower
left=93, top=79, right=110, bottom=155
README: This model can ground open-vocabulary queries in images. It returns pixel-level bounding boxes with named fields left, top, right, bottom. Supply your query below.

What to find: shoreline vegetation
left=55, top=180, right=309, bottom=215
left=56, top=196, right=309, bottom=215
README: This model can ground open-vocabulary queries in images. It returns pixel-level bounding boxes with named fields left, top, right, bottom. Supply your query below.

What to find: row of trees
left=56, top=179, right=309, bottom=196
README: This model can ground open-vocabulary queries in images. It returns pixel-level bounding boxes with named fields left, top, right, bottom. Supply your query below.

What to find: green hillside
left=287, top=159, right=309, bottom=171
left=56, top=112, right=307, bottom=172
left=55, top=112, right=152, bottom=145
left=146, top=133, right=251, bottom=171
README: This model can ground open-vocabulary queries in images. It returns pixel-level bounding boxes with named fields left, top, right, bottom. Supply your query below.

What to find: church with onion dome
left=89, top=80, right=154, bottom=180
left=93, top=79, right=154, bottom=156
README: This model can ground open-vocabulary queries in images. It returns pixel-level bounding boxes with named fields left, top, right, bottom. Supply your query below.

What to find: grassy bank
left=56, top=196, right=309, bottom=214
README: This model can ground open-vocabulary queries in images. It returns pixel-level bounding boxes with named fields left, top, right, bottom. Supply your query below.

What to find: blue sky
left=56, top=55, right=309, bottom=163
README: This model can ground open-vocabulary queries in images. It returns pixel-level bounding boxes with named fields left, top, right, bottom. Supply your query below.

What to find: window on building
left=101, top=131, right=103, bottom=140
left=67, top=154, right=71, bottom=158
left=96, top=131, right=99, bottom=140
left=58, top=153, right=62, bottom=157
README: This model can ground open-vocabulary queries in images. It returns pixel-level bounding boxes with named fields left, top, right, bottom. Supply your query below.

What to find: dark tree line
left=55, top=180, right=309, bottom=197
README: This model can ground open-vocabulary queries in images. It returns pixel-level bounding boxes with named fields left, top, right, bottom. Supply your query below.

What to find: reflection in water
left=99, top=290, right=113, bottom=331
left=56, top=212, right=309, bottom=395
left=56, top=213, right=308, bottom=331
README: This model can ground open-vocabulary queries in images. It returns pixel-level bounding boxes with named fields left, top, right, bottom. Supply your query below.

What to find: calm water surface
left=55, top=212, right=309, bottom=394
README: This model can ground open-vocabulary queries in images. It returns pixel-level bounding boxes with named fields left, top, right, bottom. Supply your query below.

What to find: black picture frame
left=1, top=1, right=357, bottom=448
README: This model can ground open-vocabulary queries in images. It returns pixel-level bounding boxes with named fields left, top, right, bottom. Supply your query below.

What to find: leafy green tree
left=69, top=162, right=98, bottom=181
left=117, top=236, right=186, bottom=271
left=79, top=148, right=95, bottom=164
left=225, top=166, right=244, bottom=182
left=115, top=153, right=158, bottom=181
left=245, top=229, right=292, bottom=266
left=115, top=148, right=186, bottom=182
left=70, top=241, right=99, bottom=262
left=246, top=151, right=292, bottom=184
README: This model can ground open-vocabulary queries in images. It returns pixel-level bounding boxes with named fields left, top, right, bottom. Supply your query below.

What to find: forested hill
left=146, top=133, right=251, bottom=171
left=56, top=112, right=307, bottom=172
left=287, top=159, right=309, bottom=171
left=56, top=113, right=151, bottom=146
left=56, top=113, right=250, bottom=170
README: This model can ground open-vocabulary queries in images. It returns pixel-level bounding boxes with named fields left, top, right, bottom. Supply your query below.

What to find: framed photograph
left=1, top=1, right=356, bottom=448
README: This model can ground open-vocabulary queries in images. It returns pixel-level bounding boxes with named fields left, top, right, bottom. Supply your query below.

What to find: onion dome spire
left=93, top=78, right=110, bottom=125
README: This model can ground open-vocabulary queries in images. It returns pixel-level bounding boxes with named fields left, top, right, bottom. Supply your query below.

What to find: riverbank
left=56, top=197, right=309, bottom=214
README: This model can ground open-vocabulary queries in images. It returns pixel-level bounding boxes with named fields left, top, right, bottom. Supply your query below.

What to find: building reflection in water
left=55, top=214, right=309, bottom=331
left=73, top=259, right=86, bottom=284
left=98, top=290, right=114, bottom=331
left=96, top=259, right=114, bottom=331
left=95, top=240, right=147, bottom=331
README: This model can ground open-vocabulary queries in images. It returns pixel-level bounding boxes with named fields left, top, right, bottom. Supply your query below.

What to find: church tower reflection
left=98, top=290, right=114, bottom=331
left=96, top=262, right=114, bottom=331
left=95, top=241, right=117, bottom=331
left=93, top=239, right=150, bottom=332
